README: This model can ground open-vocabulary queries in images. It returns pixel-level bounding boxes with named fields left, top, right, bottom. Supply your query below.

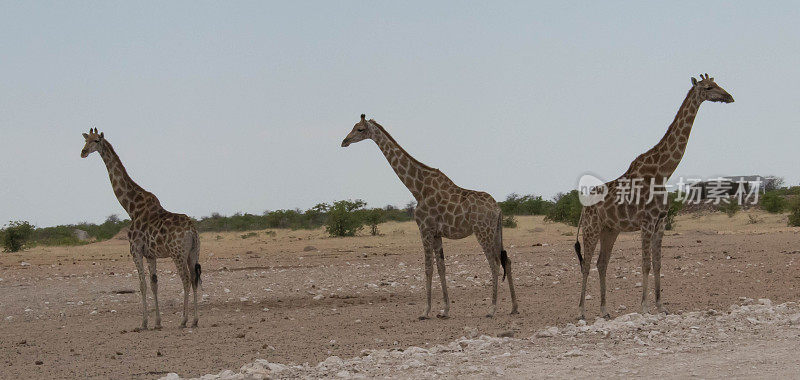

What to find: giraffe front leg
left=640, top=229, right=653, bottom=315
left=147, top=258, right=162, bottom=330
left=418, top=235, right=435, bottom=320
left=432, top=236, right=450, bottom=319
left=505, top=255, right=519, bottom=315
left=652, top=219, right=668, bottom=314
left=578, top=229, right=599, bottom=321
left=131, top=251, right=148, bottom=331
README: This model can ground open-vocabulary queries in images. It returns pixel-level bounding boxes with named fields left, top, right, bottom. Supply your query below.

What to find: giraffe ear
left=82, top=133, right=89, bottom=139
left=99, top=132, right=104, bottom=139
left=361, top=114, right=366, bottom=121
left=691, top=77, right=697, bottom=86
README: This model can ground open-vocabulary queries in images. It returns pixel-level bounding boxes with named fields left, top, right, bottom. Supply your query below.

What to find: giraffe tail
left=188, top=232, right=202, bottom=289
left=574, top=210, right=584, bottom=266
left=498, top=212, right=509, bottom=282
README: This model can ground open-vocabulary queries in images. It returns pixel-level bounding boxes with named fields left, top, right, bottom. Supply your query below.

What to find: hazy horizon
left=2, top=2, right=799, bottom=227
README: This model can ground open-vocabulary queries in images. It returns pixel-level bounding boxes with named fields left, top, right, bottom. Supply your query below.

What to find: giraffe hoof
left=153, top=324, right=162, bottom=331
left=436, top=313, right=450, bottom=319
left=133, top=327, right=146, bottom=332
left=192, top=321, right=198, bottom=328
left=510, top=308, right=519, bottom=315
left=603, top=314, right=611, bottom=320
left=577, top=315, right=585, bottom=321
left=418, top=315, right=430, bottom=321
left=485, top=313, right=495, bottom=318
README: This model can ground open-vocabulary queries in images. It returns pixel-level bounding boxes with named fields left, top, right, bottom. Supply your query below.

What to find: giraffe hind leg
left=476, top=228, right=501, bottom=318
left=502, top=250, right=519, bottom=314
left=173, top=255, right=191, bottom=328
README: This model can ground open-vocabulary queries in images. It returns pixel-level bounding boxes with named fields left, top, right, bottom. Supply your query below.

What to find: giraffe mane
left=369, top=119, right=437, bottom=172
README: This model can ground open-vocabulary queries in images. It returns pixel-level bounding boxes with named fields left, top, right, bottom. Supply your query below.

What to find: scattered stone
left=303, top=246, right=317, bottom=252
left=535, top=326, right=558, bottom=338
left=498, top=330, right=515, bottom=338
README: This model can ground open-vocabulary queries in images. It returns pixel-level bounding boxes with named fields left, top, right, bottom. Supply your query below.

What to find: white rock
left=535, top=326, right=558, bottom=338
left=564, top=348, right=583, bottom=357
left=313, top=294, right=325, bottom=301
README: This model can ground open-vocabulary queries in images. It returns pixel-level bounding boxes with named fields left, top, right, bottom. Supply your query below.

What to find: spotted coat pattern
left=342, top=115, right=518, bottom=318
left=576, top=75, right=734, bottom=320
left=81, top=128, right=201, bottom=330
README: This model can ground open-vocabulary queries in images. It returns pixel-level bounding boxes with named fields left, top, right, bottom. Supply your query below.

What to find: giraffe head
left=80, top=127, right=105, bottom=158
left=691, top=74, right=734, bottom=103
left=341, top=114, right=375, bottom=147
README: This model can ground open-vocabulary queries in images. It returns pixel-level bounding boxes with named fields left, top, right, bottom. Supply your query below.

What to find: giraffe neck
left=630, top=87, right=703, bottom=179
left=97, top=140, right=160, bottom=219
left=370, top=122, right=444, bottom=200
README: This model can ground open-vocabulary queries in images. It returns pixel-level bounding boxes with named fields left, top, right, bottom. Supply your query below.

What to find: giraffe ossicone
left=342, top=114, right=519, bottom=319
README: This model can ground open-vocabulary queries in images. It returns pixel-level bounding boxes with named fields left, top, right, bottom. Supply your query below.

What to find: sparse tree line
left=4, top=183, right=800, bottom=252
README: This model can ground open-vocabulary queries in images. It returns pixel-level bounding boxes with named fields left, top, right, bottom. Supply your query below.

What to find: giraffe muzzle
left=341, top=138, right=351, bottom=147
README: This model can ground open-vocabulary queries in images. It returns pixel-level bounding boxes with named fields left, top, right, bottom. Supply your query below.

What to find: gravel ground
left=2, top=212, right=800, bottom=378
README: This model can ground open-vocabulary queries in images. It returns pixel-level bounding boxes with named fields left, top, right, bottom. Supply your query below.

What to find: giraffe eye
left=705, top=87, right=713, bottom=90
left=94, top=139, right=100, bottom=143
left=357, top=128, right=365, bottom=132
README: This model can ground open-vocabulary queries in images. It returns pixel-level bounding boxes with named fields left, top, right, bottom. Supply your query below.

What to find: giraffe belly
left=441, top=225, right=472, bottom=240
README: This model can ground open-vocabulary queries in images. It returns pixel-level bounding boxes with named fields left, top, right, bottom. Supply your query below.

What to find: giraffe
left=81, top=128, right=202, bottom=330
left=341, top=114, right=518, bottom=319
left=574, top=74, right=734, bottom=320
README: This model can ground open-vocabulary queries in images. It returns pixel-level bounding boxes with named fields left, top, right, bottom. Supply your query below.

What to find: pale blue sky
left=1, top=1, right=798, bottom=227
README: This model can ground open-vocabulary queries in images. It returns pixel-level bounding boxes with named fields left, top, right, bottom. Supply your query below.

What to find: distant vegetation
left=10, top=183, right=800, bottom=250
left=1, top=221, right=34, bottom=252
left=544, top=190, right=582, bottom=227
left=498, top=193, right=553, bottom=216
left=502, top=215, right=518, bottom=228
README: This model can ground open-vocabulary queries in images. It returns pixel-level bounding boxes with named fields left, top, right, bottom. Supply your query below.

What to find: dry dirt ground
left=2, top=212, right=800, bottom=379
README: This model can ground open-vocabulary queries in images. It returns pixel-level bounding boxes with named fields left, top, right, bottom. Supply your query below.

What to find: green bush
left=498, top=193, right=553, bottom=215
left=362, top=209, right=385, bottom=236
left=788, top=198, right=800, bottom=227
left=325, top=200, right=366, bottom=237
left=1, top=221, right=34, bottom=252
left=718, top=199, right=740, bottom=218
left=544, top=191, right=582, bottom=227
left=664, top=192, right=684, bottom=230
left=240, top=232, right=257, bottom=239
left=502, top=215, right=518, bottom=228
left=761, top=191, right=787, bottom=213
